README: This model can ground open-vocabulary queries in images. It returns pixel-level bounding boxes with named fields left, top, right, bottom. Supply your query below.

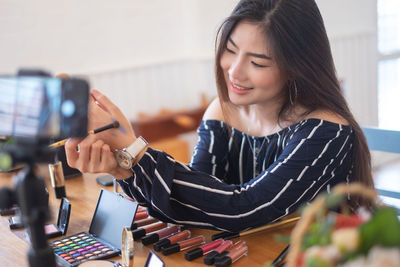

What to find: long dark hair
left=214, top=0, right=373, bottom=200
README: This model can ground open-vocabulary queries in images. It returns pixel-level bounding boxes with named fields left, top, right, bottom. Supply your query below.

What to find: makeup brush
left=211, top=217, right=300, bottom=240
left=49, top=121, right=120, bottom=148
left=271, top=245, right=290, bottom=267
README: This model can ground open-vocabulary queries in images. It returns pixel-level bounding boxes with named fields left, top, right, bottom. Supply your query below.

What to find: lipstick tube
left=131, top=222, right=167, bottom=240
left=141, top=225, right=181, bottom=245
left=137, top=205, right=147, bottom=212
left=214, top=240, right=247, bottom=263
left=131, top=217, right=159, bottom=230
left=203, top=240, right=233, bottom=265
left=162, top=235, right=206, bottom=255
left=214, top=245, right=248, bottom=267
left=184, top=238, right=224, bottom=261
left=48, top=161, right=66, bottom=199
left=153, top=229, right=191, bottom=252
left=134, top=210, right=148, bottom=220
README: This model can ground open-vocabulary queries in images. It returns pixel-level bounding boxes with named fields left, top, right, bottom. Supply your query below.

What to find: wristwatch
left=121, top=227, right=134, bottom=267
left=114, top=136, right=148, bottom=169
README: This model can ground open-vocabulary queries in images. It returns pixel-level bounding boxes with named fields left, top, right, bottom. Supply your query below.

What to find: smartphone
left=144, top=250, right=165, bottom=267
left=96, top=174, right=115, bottom=186
left=0, top=75, right=89, bottom=143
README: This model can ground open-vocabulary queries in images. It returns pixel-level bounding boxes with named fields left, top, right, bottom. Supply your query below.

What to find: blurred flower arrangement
left=280, top=183, right=400, bottom=267
left=297, top=207, right=400, bottom=266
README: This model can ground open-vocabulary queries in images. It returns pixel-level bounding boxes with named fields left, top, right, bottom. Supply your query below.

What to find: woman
left=65, top=0, right=373, bottom=232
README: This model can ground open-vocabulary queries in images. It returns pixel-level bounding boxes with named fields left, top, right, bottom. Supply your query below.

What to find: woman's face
left=220, top=21, right=287, bottom=107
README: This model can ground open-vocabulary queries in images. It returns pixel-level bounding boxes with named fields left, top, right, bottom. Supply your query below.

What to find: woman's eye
left=225, top=46, right=235, bottom=54
left=251, top=61, right=267, bottom=68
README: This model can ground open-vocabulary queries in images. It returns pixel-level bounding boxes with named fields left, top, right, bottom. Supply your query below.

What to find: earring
left=289, top=80, right=298, bottom=105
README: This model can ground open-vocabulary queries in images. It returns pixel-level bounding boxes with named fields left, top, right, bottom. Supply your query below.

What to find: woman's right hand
left=65, top=134, right=133, bottom=179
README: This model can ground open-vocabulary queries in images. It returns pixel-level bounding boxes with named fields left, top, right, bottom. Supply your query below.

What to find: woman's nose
left=228, top=58, right=246, bottom=82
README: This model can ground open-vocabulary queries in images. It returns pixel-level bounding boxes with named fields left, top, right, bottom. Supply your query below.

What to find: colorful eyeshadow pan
left=50, top=232, right=119, bottom=267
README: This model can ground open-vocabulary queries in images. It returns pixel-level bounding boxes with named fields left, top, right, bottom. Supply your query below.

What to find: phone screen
left=0, top=76, right=88, bottom=140
left=0, top=77, right=62, bottom=138
left=144, top=251, right=165, bottom=267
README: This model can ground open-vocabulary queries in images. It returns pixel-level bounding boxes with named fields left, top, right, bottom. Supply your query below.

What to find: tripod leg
left=16, top=164, right=56, bottom=267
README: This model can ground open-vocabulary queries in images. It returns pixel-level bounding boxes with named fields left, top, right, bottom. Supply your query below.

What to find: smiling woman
left=220, top=22, right=286, bottom=110
left=64, top=0, right=374, bottom=232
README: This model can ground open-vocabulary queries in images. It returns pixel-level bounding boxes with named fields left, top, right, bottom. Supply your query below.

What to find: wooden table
left=0, top=166, right=293, bottom=266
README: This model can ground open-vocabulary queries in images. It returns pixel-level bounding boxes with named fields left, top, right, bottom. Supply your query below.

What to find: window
left=378, top=0, right=400, bottom=129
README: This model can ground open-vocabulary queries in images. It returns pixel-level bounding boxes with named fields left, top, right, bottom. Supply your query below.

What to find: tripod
left=0, top=147, right=56, bottom=267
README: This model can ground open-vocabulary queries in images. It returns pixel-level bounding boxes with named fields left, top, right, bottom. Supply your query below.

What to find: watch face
left=115, top=150, right=133, bottom=169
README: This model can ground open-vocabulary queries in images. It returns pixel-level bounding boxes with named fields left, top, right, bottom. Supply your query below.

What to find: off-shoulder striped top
left=117, top=118, right=354, bottom=232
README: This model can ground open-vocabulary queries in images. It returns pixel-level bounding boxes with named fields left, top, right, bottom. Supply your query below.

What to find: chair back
left=362, top=127, right=400, bottom=213
left=362, top=127, right=400, bottom=154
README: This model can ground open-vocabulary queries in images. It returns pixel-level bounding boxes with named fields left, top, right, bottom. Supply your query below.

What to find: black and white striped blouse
left=118, top=118, right=354, bottom=232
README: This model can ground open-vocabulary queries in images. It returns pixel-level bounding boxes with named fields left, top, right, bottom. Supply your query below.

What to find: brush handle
left=48, top=121, right=119, bottom=148
left=49, top=139, right=67, bottom=148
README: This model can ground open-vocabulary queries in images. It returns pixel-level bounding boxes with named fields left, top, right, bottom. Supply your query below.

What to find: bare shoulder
left=305, top=109, right=349, bottom=126
left=202, top=97, right=225, bottom=121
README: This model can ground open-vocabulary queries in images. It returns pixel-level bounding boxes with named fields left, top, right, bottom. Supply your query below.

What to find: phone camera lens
left=61, top=100, right=75, bottom=117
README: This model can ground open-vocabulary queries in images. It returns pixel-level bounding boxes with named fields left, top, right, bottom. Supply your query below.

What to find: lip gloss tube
left=162, top=235, right=206, bottom=255
left=48, top=161, right=66, bottom=199
left=137, top=205, right=147, bottom=212
left=134, top=210, right=148, bottom=220
left=214, top=245, right=248, bottom=267
left=214, top=240, right=247, bottom=262
left=203, top=240, right=233, bottom=265
left=141, top=225, right=181, bottom=245
left=184, top=238, right=224, bottom=261
left=131, top=222, right=167, bottom=240
left=153, top=229, right=191, bottom=252
left=131, top=217, right=159, bottom=230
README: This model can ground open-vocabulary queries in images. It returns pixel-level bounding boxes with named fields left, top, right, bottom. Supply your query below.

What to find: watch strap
left=126, top=136, right=148, bottom=161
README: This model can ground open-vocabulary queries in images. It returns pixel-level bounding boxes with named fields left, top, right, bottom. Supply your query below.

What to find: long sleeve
left=189, top=120, right=231, bottom=181
left=118, top=119, right=354, bottom=232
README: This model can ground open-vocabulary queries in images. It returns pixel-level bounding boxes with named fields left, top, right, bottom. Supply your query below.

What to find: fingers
left=98, top=144, right=118, bottom=172
left=77, top=135, right=96, bottom=171
left=89, top=139, right=104, bottom=169
left=90, top=91, right=109, bottom=113
left=91, top=89, right=116, bottom=113
left=65, top=138, right=81, bottom=168
left=55, top=73, right=69, bottom=78
left=64, top=135, right=118, bottom=174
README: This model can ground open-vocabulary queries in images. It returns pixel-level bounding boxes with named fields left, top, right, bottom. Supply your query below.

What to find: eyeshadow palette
left=50, top=232, right=118, bottom=266
left=49, top=189, right=138, bottom=267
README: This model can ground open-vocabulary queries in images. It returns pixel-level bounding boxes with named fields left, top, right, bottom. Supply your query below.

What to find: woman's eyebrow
left=228, top=37, right=272, bottom=60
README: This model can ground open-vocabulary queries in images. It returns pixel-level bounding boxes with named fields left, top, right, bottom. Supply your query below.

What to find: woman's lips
left=230, top=82, right=253, bottom=95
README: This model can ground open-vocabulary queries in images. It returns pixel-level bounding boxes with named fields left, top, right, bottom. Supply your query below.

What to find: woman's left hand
left=88, top=89, right=136, bottom=150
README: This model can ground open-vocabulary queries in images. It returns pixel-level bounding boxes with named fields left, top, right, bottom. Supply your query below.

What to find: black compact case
left=45, top=198, right=71, bottom=238
left=49, top=189, right=138, bottom=267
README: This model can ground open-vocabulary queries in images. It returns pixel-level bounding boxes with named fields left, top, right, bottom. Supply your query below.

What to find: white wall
left=317, top=0, right=376, bottom=38
left=317, top=0, right=378, bottom=126
left=0, top=0, right=236, bottom=74
left=0, top=0, right=377, bottom=125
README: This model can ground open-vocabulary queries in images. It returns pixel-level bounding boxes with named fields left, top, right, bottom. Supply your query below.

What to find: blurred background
left=0, top=3, right=398, bottom=265
left=1, top=0, right=399, bottom=162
